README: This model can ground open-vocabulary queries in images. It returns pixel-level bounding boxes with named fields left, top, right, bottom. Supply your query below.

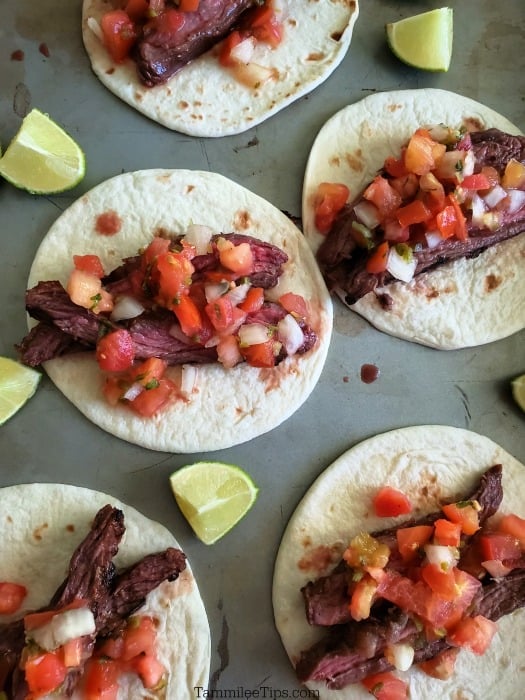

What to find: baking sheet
left=1, top=0, right=524, bottom=695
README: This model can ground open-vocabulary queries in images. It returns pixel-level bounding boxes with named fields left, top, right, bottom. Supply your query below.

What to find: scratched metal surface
left=1, top=0, right=524, bottom=695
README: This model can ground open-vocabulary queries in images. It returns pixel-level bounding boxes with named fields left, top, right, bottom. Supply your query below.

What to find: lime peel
left=0, top=109, right=86, bottom=194
left=511, top=374, right=525, bottom=412
left=0, top=357, right=41, bottom=425
left=386, top=7, right=453, bottom=72
left=169, top=461, right=259, bottom=545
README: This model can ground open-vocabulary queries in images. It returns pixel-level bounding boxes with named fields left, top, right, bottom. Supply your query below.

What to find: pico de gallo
left=64, top=226, right=315, bottom=418
left=336, top=479, right=525, bottom=697
left=95, top=0, right=283, bottom=88
left=313, top=124, right=525, bottom=286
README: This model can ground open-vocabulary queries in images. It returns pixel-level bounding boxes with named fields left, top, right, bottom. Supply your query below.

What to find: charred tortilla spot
left=345, top=149, right=364, bottom=172
left=464, top=116, right=486, bottom=131
left=307, top=52, right=326, bottom=61
left=298, top=543, right=343, bottom=574
left=179, top=101, right=189, bottom=109
left=388, top=102, right=403, bottom=113
left=33, top=522, right=49, bottom=541
left=485, top=273, right=501, bottom=291
left=65, top=523, right=75, bottom=533
left=234, top=209, right=252, bottom=230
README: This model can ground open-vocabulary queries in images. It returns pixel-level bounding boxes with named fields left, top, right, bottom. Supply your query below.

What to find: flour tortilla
left=273, top=425, right=525, bottom=699
left=81, top=0, right=359, bottom=137
left=27, top=169, right=332, bottom=453
left=303, top=89, right=525, bottom=349
left=0, top=482, right=210, bottom=699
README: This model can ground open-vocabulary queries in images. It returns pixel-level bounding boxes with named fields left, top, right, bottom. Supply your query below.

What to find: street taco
left=273, top=425, right=525, bottom=698
left=17, top=170, right=332, bottom=453
left=81, top=0, right=359, bottom=137
left=302, top=89, right=525, bottom=349
left=0, top=482, right=210, bottom=699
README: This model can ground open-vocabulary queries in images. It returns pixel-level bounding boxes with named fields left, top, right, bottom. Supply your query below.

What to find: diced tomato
left=179, top=0, right=200, bottom=11
left=155, top=251, right=194, bottom=308
left=129, top=377, right=177, bottom=417
left=153, top=8, right=186, bottom=33
left=61, top=637, right=86, bottom=668
left=436, top=204, right=459, bottom=239
left=461, top=173, right=491, bottom=190
left=67, top=269, right=113, bottom=314
left=96, top=329, right=135, bottom=372
left=343, top=532, right=390, bottom=570
left=83, top=657, right=120, bottom=699
left=383, top=219, right=409, bottom=242
left=219, top=30, right=243, bottom=67
left=238, top=286, right=264, bottom=313
left=404, top=129, right=445, bottom=176
left=0, top=581, right=27, bottom=614
left=418, top=647, right=459, bottom=680
left=25, top=652, right=68, bottom=696
left=418, top=172, right=446, bottom=213
left=173, top=295, right=204, bottom=339
left=100, top=10, right=137, bottom=63
left=242, top=2, right=283, bottom=47
left=129, top=357, right=168, bottom=387
left=24, top=599, right=88, bottom=631
left=73, top=254, right=105, bottom=279
left=502, top=158, right=525, bottom=188
left=479, top=532, right=521, bottom=562
left=434, top=518, right=462, bottom=547
left=121, top=616, right=157, bottom=661
left=313, top=182, right=350, bottom=234
left=372, top=486, right=412, bottom=518
left=497, top=513, right=525, bottom=548
left=420, top=563, right=457, bottom=601
left=240, top=339, right=278, bottom=367
left=482, top=559, right=513, bottom=578
left=205, top=295, right=235, bottom=332
left=447, top=615, right=498, bottom=655
left=395, top=199, right=432, bottom=227
left=365, top=241, right=389, bottom=274
left=96, top=635, right=125, bottom=660
left=132, top=654, right=165, bottom=689
left=363, top=176, right=402, bottom=218
left=448, top=193, right=467, bottom=240
left=349, top=574, right=378, bottom=621
left=442, top=500, right=480, bottom=535
left=218, top=241, right=254, bottom=276
left=383, top=153, right=408, bottom=178
left=396, top=525, right=434, bottom=562
left=216, top=334, right=243, bottom=368
left=361, top=671, right=408, bottom=700
left=142, top=237, right=171, bottom=268
left=102, top=375, right=125, bottom=406
left=389, top=172, right=419, bottom=201
left=124, top=0, right=149, bottom=21
left=278, top=291, right=309, bottom=319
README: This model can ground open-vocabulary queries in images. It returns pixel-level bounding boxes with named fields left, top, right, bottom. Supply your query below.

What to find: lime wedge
left=0, top=109, right=86, bottom=194
left=0, top=357, right=41, bottom=425
left=386, top=7, right=453, bottom=72
left=511, top=374, right=525, bottom=412
left=169, top=461, right=259, bottom=545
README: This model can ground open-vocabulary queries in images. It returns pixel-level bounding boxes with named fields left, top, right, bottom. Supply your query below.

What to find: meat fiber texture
left=26, top=170, right=332, bottom=453
left=302, top=89, right=525, bottom=349
left=272, top=425, right=525, bottom=699
left=0, top=483, right=211, bottom=700
left=81, top=0, right=359, bottom=137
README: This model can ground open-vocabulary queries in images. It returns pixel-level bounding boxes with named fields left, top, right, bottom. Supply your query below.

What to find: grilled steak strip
left=302, top=465, right=503, bottom=627
left=317, top=129, right=525, bottom=304
left=134, top=0, right=259, bottom=86
left=297, top=569, right=525, bottom=689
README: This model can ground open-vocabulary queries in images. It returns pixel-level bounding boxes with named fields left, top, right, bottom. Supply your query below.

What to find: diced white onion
left=424, top=544, right=459, bottom=570
left=505, top=188, right=525, bottom=214
left=470, top=192, right=487, bottom=227
left=169, top=324, right=192, bottom=345
left=277, top=313, right=304, bottom=356
left=183, top=224, right=214, bottom=255
left=87, top=16, right=104, bottom=42
left=424, top=123, right=455, bottom=143
left=110, top=295, right=145, bottom=322
left=483, top=184, right=507, bottom=208
left=386, top=247, right=417, bottom=283
left=180, top=364, right=198, bottom=395
left=353, top=200, right=380, bottom=229
left=233, top=61, right=276, bottom=89
left=225, top=282, right=251, bottom=306
left=482, top=559, right=512, bottom=578
left=30, top=607, right=96, bottom=651
left=122, top=382, right=144, bottom=401
left=230, top=36, right=257, bottom=64
left=462, top=150, right=475, bottom=177
left=385, top=643, right=415, bottom=672
left=425, top=230, right=444, bottom=249
left=205, top=281, right=230, bottom=303
left=238, top=323, right=269, bottom=346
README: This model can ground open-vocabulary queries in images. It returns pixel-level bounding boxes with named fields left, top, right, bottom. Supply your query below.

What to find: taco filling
left=17, top=229, right=318, bottom=419
left=0, top=504, right=188, bottom=699
left=296, top=464, right=525, bottom=694
left=315, top=127, right=525, bottom=306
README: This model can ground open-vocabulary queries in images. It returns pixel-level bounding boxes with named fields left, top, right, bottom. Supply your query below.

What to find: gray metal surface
left=1, top=0, right=524, bottom=695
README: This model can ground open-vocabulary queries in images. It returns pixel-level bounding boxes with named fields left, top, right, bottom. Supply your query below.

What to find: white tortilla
left=273, top=425, right=525, bottom=699
left=302, top=89, right=525, bottom=349
left=26, top=169, right=332, bottom=453
left=81, top=0, right=359, bottom=137
left=0, top=483, right=210, bottom=699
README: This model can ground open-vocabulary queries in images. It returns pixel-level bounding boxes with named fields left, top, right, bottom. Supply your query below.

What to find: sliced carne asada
left=134, top=0, right=259, bottom=86
left=296, top=465, right=525, bottom=690
left=317, top=129, right=525, bottom=305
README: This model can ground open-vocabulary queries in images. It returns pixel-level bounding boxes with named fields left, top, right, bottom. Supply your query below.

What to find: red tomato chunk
left=373, top=486, right=412, bottom=518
